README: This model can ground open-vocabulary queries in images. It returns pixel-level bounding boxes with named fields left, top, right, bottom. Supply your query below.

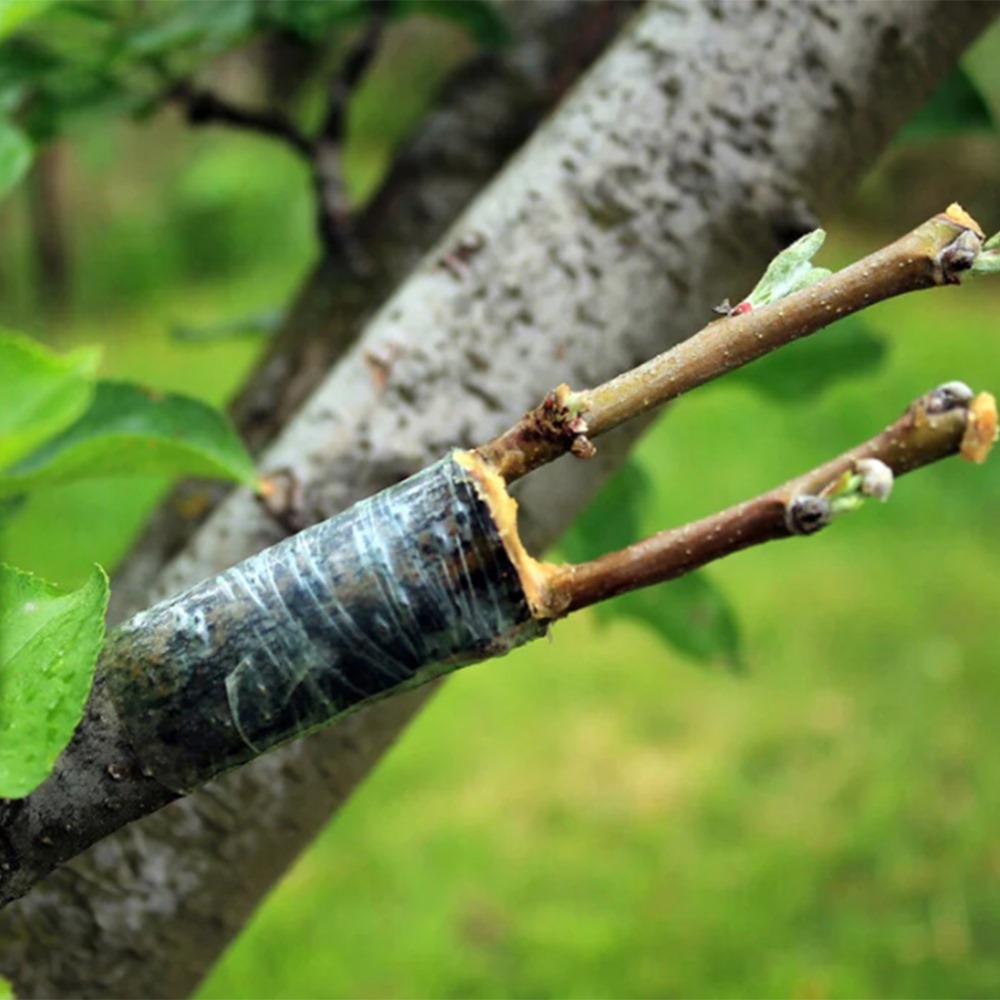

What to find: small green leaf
left=898, top=65, right=994, bottom=144
left=0, top=380, right=258, bottom=497
left=0, top=115, right=32, bottom=195
left=970, top=231, right=1000, bottom=277
left=561, top=459, right=743, bottom=670
left=122, top=0, right=255, bottom=57
left=0, top=328, right=99, bottom=471
left=727, top=317, right=887, bottom=403
left=0, top=0, right=59, bottom=40
left=971, top=250, right=1000, bottom=277
left=745, top=229, right=830, bottom=309
left=0, top=562, right=108, bottom=798
left=0, top=972, right=11, bottom=997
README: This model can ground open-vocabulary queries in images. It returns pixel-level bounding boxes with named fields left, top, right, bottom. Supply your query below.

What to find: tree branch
left=549, top=385, right=997, bottom=614
left=169, top=80, right=314, bottom=157
left=312, top=0, right=391, bottom=259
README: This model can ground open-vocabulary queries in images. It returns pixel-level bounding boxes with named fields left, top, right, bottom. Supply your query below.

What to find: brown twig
left=312, top=0, right=391, bottom=260
left=168, top=0, right=392, bottom=258
left=537, top=384, right=998, bottom=617
left=170, top=80, right=314, bottom=156
left=476, top=205, right=986, bottom=482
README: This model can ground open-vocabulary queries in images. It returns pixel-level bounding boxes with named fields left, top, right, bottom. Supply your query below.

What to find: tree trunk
left=2, top=1, right=997, bottom=997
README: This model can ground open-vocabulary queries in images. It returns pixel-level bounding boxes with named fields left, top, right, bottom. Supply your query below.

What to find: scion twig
left=538, top=384, right=997, bottom=616
left=477, top=205, right=986, bottom=481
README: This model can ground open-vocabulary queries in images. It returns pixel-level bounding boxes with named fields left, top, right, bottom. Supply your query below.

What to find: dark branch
left=312, top=0, right=392, bottom=260
left=169, top=80, right=314, bottom=157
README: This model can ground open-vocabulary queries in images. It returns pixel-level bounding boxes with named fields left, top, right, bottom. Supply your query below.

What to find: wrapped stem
left=105, top=454, right=545, bottom=793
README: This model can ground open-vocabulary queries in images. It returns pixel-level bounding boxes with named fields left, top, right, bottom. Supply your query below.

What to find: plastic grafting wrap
left=105, top=453, right=544, bottom=792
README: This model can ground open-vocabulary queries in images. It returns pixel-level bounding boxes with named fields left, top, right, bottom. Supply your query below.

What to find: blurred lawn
left=4, top=17, right=1000, bottom=1000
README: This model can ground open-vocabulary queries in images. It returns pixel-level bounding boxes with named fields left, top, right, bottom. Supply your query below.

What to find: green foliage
left=254, top=0, right=366, bottom=43
left=0, top=332, right=256, bottom=498
left=0, top=331, right=254, bottom=797
left=727, top=317, right=887, bottom=403
left=0, top=379, right=258, bottom=498
left=744, top=229, right=831, bottom=310
left=0, top=0, right=508, bottom=204
left=0, top=329, right=99, bottom=469
left=0, top=562, right=108, bottom=797
left=0, top=0, right=58, bottom=40
left=971, top=230, right=1000, bottom=276
left=898, top=65, right=994, bottom=143
left=560, top=460, right=743, bottom=670
left=399, top=0, right=510, bottom=48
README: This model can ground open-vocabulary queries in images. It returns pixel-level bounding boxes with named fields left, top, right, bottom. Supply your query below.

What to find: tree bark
left=2, top=1, right=997, bottom=997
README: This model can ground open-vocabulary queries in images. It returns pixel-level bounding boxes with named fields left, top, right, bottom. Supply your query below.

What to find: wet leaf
left=0, top=562, right=108, bottom=797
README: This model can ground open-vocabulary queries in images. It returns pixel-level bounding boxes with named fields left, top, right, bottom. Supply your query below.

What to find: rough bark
left=3, top=1, right=997, bottom=997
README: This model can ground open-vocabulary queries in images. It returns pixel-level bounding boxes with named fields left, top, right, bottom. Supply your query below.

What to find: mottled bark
left=2, top=1, right=997, bottom=997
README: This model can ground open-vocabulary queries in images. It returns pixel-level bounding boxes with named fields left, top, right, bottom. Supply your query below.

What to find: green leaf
left=745, top=229, right=831, bottom=309
left=0, top=328, right=100, bottom=471
left=0, top=562, right=108, bottom=798
left=0, top=115, right=32, bottom=195
left=0, top=0, right=59, bottom=40
left=122, top=0, right=255, bottom=58
left=0, top=973, right=11, bottom=997
left=898, top=65, right=994, bottom=144
left=727, top=317, right=887, bottom=403
left=399, top=0, right=510, bottom=48
left=560, top=459, right=743, bottom=669
left=0, top=380, right=258, bottom=497
left=560, top=459, right=651, bottom=568
left=597, top=573, right=744, bottom=672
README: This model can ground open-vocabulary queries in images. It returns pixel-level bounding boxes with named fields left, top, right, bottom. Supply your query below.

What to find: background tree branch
left=2, top=1, right=997, bottom=997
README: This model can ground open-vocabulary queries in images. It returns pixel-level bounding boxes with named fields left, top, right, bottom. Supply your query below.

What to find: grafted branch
left=547, top=385, right=997, bottom=615
left=1, top=210, right=996, bottom=912
left=477, top=207, right=985, bottom=481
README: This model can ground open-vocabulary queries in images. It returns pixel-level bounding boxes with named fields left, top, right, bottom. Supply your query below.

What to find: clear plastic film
left=105, top=453, right=544, bottom=792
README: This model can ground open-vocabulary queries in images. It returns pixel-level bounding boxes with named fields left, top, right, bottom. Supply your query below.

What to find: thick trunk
left=2, top=1, right=997, bottom=997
